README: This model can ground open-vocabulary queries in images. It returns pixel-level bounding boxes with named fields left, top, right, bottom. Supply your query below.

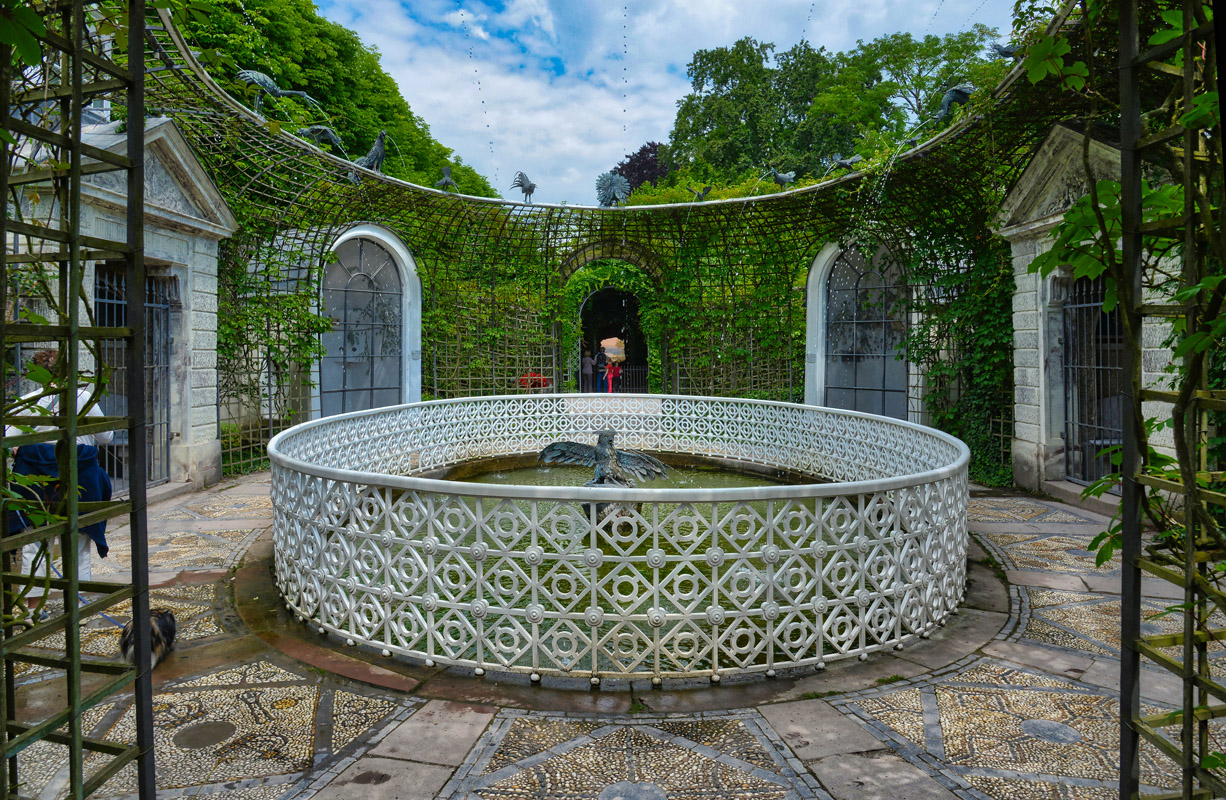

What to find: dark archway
left=581, top=288, right=648, bottom=393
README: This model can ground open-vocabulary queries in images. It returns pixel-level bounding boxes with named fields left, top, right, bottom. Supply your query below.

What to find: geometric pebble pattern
left=446, top=710, right=826, bottom=799
left=55, top=661, right=409, bottom=799
left=967, top=497, right=1095, bottom=525
left=839, top=659, right=1180, bottom=796
left=271, top=395, right=970, bottom=679
left=983, top=533, right=1121, bottom=575
left=15, top=584, right=220, bottom=683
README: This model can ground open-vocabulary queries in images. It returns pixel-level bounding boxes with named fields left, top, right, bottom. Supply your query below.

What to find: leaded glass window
left=321, top=238, right=404, bottom=416
left=824, top=250, right=909, bottom=419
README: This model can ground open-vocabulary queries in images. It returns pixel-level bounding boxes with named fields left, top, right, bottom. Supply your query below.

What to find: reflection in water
left=461, top=464, right=786, bottom=490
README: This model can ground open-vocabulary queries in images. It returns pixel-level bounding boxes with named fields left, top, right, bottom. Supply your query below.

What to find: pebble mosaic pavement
left=13, top=481, right=1206, bottom=799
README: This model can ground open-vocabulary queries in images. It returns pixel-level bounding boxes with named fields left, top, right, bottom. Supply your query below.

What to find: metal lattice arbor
left=133, top=9, right=1096, bottom=475
left=1, top=2, right=155, bottom=799
left=1119, top=0, right=1223, bottom=797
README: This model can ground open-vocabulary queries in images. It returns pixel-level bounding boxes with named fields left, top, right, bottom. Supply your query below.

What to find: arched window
left=320, top=237, right=404, bottom=416
left=824, top=250, right=909, bottom=419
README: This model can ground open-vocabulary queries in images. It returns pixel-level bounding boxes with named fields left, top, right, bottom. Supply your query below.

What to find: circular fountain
left=268, top=394, right=969, bottom=681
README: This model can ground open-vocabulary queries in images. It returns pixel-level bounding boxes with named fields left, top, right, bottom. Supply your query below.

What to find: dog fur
left=120, top=608, right=177, bottom=667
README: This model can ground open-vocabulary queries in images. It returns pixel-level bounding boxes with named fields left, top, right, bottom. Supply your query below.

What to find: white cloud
left=443, top=9, right=491, bottom=41
left=315, top=0, right=1014, bottom=205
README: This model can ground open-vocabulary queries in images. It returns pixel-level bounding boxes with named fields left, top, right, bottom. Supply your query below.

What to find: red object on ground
left=518, top=372, right=552, bottom=390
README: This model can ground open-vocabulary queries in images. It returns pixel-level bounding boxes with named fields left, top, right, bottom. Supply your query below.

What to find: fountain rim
left=268, top=393, right=971, bottom=502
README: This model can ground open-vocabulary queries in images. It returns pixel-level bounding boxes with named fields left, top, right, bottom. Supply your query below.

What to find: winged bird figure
left=768, top=168, right=795, bottom=189
left=688, top=184, right=712, bottom=201
left=435, top=166, right=459, bottom=192
left=237, top=69, right=317, bottom=113
left=354, top=130, right=387, bottom=172
left=539, top=430, right=667, bottom=489
left=296, top=125, right=343, bottom=151
left=346, top=130, right=388, bottom=184
left=596, top=172, right=631, bottom=206
left=834, top=154, right=863, bottom=170
left=991, top=42, right=1019, bottom=59
left=904, top=137, right=919, bottom=149
left=936, top=84, right=975, bottom=121
left=511, top=171, right=537, bottom=203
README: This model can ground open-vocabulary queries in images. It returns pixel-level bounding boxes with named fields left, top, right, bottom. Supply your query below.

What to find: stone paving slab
left=759, top=699, right=888, bottom=760
left=369, top=700, right=496, bottom=766
left=310, top=757, right=453, bottom=800
left=806, top=751, right=963, bottom=800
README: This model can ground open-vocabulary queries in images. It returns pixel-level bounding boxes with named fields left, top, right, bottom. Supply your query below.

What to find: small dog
left=120, top=608, right=177, bottom=667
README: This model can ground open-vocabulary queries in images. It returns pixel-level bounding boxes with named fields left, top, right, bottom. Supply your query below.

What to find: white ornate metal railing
left=269, top=395, right=969, bottom=682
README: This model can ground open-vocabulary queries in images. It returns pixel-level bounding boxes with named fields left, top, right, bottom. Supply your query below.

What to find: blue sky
left=315, top=0, right=1017, bottom=205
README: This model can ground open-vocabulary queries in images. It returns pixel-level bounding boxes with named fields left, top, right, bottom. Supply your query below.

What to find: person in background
left=594, top=347, right=608, bottom=394
left=5, top=349, right=113, bottom=603
left=581, top=350, right=595, bottom=392
left=608, top=360, right=622, bottom=393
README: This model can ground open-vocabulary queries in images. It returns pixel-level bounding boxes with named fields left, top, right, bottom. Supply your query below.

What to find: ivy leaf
left=1179, top=92, right=1219, bottom=130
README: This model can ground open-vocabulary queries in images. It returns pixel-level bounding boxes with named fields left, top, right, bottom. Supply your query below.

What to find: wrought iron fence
left=270, top=394, right=969, bottom=681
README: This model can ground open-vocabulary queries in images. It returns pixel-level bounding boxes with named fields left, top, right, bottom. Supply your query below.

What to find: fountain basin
left=268, top=394, right=969, bottom=681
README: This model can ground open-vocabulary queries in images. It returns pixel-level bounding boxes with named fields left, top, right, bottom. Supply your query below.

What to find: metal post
left=127, top=2, right=155, bottom=796
left=1117, top=0, right=1143, bottom=797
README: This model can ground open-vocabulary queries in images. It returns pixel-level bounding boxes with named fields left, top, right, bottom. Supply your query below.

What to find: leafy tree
left=178, top=0, right=496, bottom=196
left=871, top=25, right=998, bottom=121
left=666, top=26, right=999, bottom=186
left=669, top=37, right=780, bottom=179
left=611, top=141, right=671, bottom=191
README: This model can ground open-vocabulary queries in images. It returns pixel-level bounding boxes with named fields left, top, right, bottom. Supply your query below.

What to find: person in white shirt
left=5, top=349, right=114, bottom=598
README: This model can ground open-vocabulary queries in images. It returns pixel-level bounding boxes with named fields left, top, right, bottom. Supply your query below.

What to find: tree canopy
left=649, top=24, right=1004, bottom=200
left=179, top=0, right=497, bottom=196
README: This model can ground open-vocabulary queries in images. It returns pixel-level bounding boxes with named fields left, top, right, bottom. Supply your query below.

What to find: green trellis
left=137, top=8, right=1093, bottom=476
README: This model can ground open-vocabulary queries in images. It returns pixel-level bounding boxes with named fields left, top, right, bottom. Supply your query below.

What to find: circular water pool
left=269, top=394, right=969, bottom=682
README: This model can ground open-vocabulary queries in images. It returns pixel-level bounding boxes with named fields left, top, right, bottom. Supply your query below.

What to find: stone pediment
left=83, top=118, right=237, bottom=238
left=997, top=124, right=1120, bottom=237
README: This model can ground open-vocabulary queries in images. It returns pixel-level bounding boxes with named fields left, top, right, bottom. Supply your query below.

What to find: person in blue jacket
left=5, top=349, right=113, bottom=599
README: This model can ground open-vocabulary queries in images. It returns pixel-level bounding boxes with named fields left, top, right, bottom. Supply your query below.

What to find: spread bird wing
left=615, top=449, right=668, bottom=482
left=539, top=441, right=597, bottom=467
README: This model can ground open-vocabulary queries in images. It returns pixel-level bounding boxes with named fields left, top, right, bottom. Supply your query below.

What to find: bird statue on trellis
left=767, top=168, right=795, bottom=189
left=687, top=184, right=712, bottom=201
left=936, top=84, right=975, bottom=121
left=511, top=171, right=537, bottom=203
left=595, top=172, right=631, bottom=206
left=237, top=69, right=317, bottom=113
left=435, top=166, right=459, bottom=192
left=539, top=430, right=667, bottom=489
left=296, top=125, right=344, bottom=151
left=991, top=42, right=1019, bottom=59
left=354, top=130, right=387, bottom=172
left=904, top=137, right=919, bottom=149
left=344, top=130, right=388, bottom=184
left=834, top=154, right=863, bottom=170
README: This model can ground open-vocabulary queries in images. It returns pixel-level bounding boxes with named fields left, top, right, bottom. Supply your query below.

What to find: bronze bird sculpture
left=354, top=130, right=387, bottom=172
left=237, top=69, right=317, bottom=113
left=511, top=170, right=537, bottom=203
left=768, top=168, right=795, bottom=189
left=596, top=172, right=631, bottom=206
left=435, top=166, right=459, bottom=191
left=688, top=184, right=712, bottom=201
left=936, top=84, right=975, bottom=121
left=296, top=125, right=344, bottom=151
left=991, top=42, right=1019, bottom=59
left=346, top=130, right=388, bottom=184
left=834, top=154, right=863, bottom=170
left=539, top=429, right=667, bottom=489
